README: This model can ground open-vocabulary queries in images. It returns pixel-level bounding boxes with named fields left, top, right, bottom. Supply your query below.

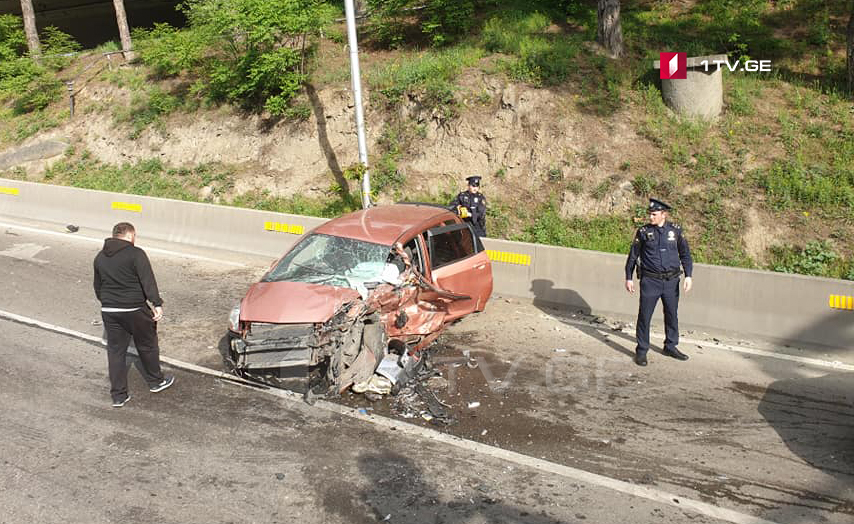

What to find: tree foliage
left=134, top=0, right=336, bottom=115
left=366, top=0, right=479, bottom=47
left=0, top=15, right=78, bottom=113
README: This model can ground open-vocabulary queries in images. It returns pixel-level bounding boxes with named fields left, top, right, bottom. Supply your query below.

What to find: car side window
left=427, top=224, right=475, bottom=269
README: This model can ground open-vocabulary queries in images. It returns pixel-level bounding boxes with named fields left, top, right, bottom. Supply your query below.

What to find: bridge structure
left=0, top=0, right=182, bottom=47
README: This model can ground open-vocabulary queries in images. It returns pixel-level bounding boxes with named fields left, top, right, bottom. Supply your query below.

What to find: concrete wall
left=1, top=178, right=852, bottom=349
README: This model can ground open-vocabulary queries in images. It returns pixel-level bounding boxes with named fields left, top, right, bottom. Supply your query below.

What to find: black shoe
left=149, top=375, right=175, bottom=393
left=663, top=348, right=689, bottom=361
left=635, top=354, right=648, bottom=366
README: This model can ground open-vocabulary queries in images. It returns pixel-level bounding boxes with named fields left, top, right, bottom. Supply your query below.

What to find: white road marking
left=0, top=242, right=50, bottom=264
left=0, top=221, right=246, bottom=267
left=0, top=308, right=783, bottom=524
left=677, top=335, right=854, bottom=372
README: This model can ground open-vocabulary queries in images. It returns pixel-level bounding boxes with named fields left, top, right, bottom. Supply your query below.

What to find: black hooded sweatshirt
left=93, top=238, right=163, bottom=309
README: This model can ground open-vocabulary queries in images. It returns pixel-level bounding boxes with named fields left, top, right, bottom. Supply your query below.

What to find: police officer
left=625, top=198, right=693, bottom=366
left=450, top=175, right=487, bottom=238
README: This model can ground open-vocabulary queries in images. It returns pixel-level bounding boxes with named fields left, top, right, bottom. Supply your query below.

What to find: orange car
left=227, top=204, right=493, bottom=395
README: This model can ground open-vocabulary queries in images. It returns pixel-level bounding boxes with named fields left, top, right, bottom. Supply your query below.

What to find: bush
left=756, top=160, right=854, bottom=215
left=366, top=0, right=477, bottom=47
left=40, top=25, right=81, bottom=69
left=0, top=17, right=77, bottom=114
left=134, top=0, right=336, bottom=115
left=769, top=240, right=838, bottom=277
left=114, top=87, right=181, bottom=138
left=133, top=23, right=206, bottom=77
left=519, top=202, right=633, bottom=254
left=369, top=47, right=481, bottom=116
left=481, top=10, right=578, bottom=86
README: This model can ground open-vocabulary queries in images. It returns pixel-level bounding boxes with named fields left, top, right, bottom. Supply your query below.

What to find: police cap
left=466, top=175, right=482, bottom=187
left=648, top=198, right=671, bottom=212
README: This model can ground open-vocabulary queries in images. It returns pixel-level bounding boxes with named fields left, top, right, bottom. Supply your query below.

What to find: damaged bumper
left=229, top=301, right=389, bottom=394
left=229, top=322, right=313, bottom=371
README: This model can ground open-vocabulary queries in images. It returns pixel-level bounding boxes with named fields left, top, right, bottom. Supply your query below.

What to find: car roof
left=313, top=204, right=457, bottom=245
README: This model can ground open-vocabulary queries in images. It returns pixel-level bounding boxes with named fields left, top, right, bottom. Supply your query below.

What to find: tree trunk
left=848, top=0, right=854, bottom=94
left=597, top=0, right=623, bottom=59
left=19, top=0, right=40, bottom=56
left=112, top=0, right=135, bottom=61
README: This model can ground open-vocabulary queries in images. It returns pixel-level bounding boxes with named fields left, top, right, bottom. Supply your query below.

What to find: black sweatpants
left=102, top=309, right=164, bottom=402
left=635, top=276, right=680, bottom=355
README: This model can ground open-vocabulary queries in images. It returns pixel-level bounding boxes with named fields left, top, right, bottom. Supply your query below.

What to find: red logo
left=659, top=52, right=686, bottom=79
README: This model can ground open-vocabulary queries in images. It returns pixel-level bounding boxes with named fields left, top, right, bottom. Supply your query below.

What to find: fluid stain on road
left=332, top=329, right=854, bottom=521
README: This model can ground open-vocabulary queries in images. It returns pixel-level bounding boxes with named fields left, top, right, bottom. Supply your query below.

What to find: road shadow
left=354, top=450, right=569, bottom=524
left=749, top=373, right=854, bottom=515
left=789, top=310, right=854, bottom=355
left=530, top=279, right=635, bottom=360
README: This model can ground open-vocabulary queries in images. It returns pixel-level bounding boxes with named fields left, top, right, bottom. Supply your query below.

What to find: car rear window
left=429, top=225, right=475, bottom=269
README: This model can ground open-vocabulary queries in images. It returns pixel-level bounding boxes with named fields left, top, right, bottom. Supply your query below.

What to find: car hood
left=240, top=281, right=361, bottom=324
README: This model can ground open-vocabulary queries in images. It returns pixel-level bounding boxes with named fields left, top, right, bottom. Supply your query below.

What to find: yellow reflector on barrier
left=264, top=221, right=304, bottom=235
left=829, top=295, right=854, bottom=311
left=112, top=201, right=142, bottom=212
left=486, top=249, right=531, bottom=266
left=0, top=186, right=19, bottom=195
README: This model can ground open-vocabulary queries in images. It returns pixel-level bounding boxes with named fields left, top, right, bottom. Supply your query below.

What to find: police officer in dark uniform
left=450, top=175, right=487, bottom=238
left=625, top=198, right=694, bottom=366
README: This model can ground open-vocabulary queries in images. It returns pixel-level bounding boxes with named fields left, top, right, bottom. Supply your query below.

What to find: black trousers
left=102, top=309, right=164, bottom=401
left=635, top=276, right=680, bottom=355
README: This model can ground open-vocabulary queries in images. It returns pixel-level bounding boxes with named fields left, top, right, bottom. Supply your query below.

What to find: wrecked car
left=226, top=204, right=493, bottom=397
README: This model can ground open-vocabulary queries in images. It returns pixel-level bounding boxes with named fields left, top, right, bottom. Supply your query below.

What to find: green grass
left=367, top=46, right=483, bottom=117
left=682, top=190, right=754, bottom=268
left=37, top=150, right=361, bottom=218
left=754, top=160, right=854, bottom=218
left=516, top=202, right=634, bottom=254
left=113, top=86, right=184, bottom=138
left=41, top=151, right=232, bottom=201
left=482, top=10, right=583, bottom=87
left=230, top=189, right=359, bottom=218
left=0, top=107, right=64, bottom=145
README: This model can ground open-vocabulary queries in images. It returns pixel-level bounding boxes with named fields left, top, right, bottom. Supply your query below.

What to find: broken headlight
left=228, top=303, right=241, bottom=333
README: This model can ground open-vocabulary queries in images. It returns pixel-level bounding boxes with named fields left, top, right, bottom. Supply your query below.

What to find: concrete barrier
left=1, top=177, right=852, bottom=349
left=0, top=178, right=325, bottom=258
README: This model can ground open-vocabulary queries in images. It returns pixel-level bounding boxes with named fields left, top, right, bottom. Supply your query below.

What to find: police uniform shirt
left=452, top=190, right=487, bottom=234
left=624, top=221, right=693, bottom=280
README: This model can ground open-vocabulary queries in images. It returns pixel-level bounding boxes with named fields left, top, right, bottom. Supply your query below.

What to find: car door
left=425, top=222, right=493, bottom=320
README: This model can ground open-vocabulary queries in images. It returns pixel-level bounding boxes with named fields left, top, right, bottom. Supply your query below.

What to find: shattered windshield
left=263, top=233, right=396, bottom=293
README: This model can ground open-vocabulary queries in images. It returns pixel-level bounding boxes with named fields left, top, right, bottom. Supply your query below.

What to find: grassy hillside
left=1, top=0, right=853, bottom=280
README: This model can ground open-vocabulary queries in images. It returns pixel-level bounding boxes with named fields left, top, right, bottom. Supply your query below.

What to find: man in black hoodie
left=94, top=222, right=174, bottom=407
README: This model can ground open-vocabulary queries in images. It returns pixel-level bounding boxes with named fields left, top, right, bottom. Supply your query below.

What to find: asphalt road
left=1, top=216, right=852, bottom=523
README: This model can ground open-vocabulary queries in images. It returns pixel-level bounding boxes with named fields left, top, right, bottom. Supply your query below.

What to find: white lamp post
left=343, top=0, right=371, bottom=208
